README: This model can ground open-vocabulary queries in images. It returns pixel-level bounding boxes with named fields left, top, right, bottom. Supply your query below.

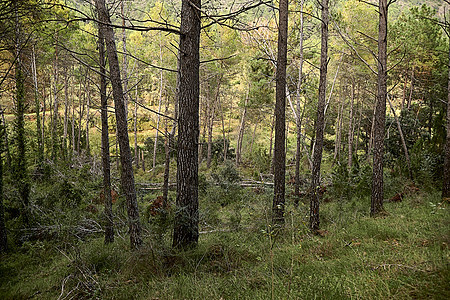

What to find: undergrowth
left=0, top=181, right=448, bottom=299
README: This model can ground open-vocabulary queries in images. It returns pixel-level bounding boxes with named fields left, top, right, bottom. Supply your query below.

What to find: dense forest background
left=0, top=0, right=449, bottom=299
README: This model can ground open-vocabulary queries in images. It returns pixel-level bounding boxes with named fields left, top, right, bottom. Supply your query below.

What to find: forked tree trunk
left=173, top=0, right=201, bottom=249
left=310, top=0, right=328, bottom=233
left=371, top=0, right=388, bottom=216
left=98, top=24, right=114, bottom=244
left=272, top=0, right=288, bottom=224
left=95, top=0, right=142, bottom=249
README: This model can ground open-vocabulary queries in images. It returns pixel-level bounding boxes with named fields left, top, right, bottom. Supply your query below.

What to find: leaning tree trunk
left=173, top=0, right=201, bottom=249
left=310, top=0, right=328, bottom=233
left=442, top=37, right=450, bottom=200
left=272, top=0, right=288, bottom=224
left=95, top=0, right=142, bottom=249
left=98, top=20, right=114, bottom=244
left=371, top=0, right=388, bottom=216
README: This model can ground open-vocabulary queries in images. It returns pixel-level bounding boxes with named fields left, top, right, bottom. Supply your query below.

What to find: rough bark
left=96, top=0, right=142, bottom=249
left=14, top=10, right=29, bottom=226
left=0, top=118, right=7, bottom=252
left=310, top=0, right=328, bottom=232
left=272, top=0, right=288, bottom=224
left=371, top=0, right=388, bottom=216
left=51, top=38, right=59, bottom=160
left=442, top=37, right=450, bottom=199
left=172, top=0, right=201, bottom=249
left=98, top=20, right=114, bottom=244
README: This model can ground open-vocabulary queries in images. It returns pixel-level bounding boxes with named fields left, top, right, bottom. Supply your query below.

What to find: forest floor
left=0, top=185, right=449, bottom=299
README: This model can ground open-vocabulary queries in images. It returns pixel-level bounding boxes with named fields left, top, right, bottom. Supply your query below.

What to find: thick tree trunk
left=442, top=39, right=450, bottom=200
left=172, top=0, right=201, bottom=249
left=310, top=0, right=328, bottom=233
left=371, top=0, right=388, bottom=216
left=272, top=0, right=288, bottom=224
left=98, top=21, right=114, bottom=244
left=96, top=0, right=142, bottom=249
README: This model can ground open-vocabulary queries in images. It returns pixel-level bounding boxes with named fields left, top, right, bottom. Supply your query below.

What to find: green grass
left=1, top=189, right=449, bottom=299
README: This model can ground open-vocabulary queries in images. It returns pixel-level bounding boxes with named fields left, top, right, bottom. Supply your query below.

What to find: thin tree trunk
left=153, top=77, right=163, bottom=170
left=249, top=121, right=258, bottom=155
left=371, top=0, right=388, bottom=216
left=134, top=85, right=139, bottom=168
left=96, top=0, right=142, bottom=249
left=206, top=103, right=215, bottom=169
left=407, top=65, right=414, bottom=110
left=236, top=87, right=249, bottom=166
left=348, top=80, right=355, bottom=170
left=52, top=38, right=59, bottom=160
left=387, top=95, right=412, bottom=179
left=31, top=45, right=43, bottom=163
left=294, top=0, right=305, bottom=207
left=217, top=88, right=227, bottom=161
left=442, top=37, right=450, bottom=200
left=98, top=24, right=114, bottom=243
left=121, top=0, right=129, bottom=116
left=14, top=6, right=30, bottom=225
left=63, top=66, right=69, bottom=159
left=272, top=0, right=288, bottom=224
left=173, top=0, right=201, bottom=249
left=310, top=0, right=328, bottom=233
left=0, top=115, right=7, bottom=252
left=86, top=79, right=91, bottom=156
left=333, top=96, right=343, bottom=161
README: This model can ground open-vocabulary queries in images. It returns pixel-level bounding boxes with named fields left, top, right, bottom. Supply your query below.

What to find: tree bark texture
left=272, top=0, right=288, bottom=224
left=172, top=0, right=201, bottom=249
left=95, top=0, right=142, bottom=249
left=14, top=11, right=30, bottom=226
left=442, top=38, right=450, bottom=199
left=310, top=0, right=328, bottom=232
left=0, top=120, right=7, bottom=252
left=371, top=0, right=388, bottom=216
left=98, top=21, right=114, bottom=244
